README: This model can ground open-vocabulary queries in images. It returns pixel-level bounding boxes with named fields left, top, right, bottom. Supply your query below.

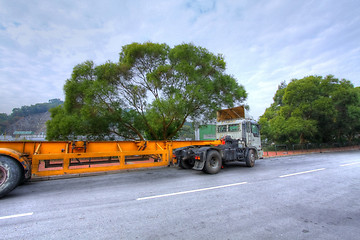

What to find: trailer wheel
left=179, top=158, right=195, bottom=169
left=0, top=156, right=22, bottom=198
left=246, top=149, right=256, bottom=167
left=203, top=150, right=222, bottom=174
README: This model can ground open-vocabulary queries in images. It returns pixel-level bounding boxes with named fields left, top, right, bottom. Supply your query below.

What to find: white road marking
left=0, top=212, right=33, bottom=220
left=340, top=162, right=360, bottom=167
left=279, top=168, right=326, bottom=178
left=137, top=182, right=248, bottom=201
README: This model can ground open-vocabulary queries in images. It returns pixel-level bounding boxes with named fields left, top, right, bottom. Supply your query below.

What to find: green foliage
left=177, top=123, right=195, bottom=140
left=0, top=99, right=63, bottom=134
left=47, top=42, right=247, bottom=140
left=10, top=98, right=63, bottom=118
left=259, top=75, right=360, bottom=144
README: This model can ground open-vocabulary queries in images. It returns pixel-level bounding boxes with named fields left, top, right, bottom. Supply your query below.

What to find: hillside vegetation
left=0, top=99, right=63, bottom=135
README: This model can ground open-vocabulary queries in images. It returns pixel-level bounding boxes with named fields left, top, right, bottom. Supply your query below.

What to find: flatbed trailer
left=0, top=139, right=221, bottom=198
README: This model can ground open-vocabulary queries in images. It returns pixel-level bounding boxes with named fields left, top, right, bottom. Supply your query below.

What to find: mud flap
left=193, top=160, right=205, bottom=171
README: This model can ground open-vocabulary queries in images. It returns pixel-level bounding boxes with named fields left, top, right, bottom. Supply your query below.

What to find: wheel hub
left=210, top=158, right=218, bottom=167
left=0, top=166, right=7, bottom=185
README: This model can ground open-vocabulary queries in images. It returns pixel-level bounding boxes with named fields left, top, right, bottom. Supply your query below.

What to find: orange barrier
left=263, top=145, right=360, bottom=158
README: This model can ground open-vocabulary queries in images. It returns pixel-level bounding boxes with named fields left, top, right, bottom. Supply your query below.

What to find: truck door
left=243, top=121, right=261, bottom=148
left=248, top=122, right=262, bottom=157
left=250, top=123, right=261, bottom=148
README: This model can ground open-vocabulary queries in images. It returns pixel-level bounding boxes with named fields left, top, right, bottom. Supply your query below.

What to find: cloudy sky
left=0, top=0, right=359, bottom=119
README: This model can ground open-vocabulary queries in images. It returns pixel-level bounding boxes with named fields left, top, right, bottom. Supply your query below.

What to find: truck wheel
left=179, top=158, right=195, bottom=169
left=0, top=156, right=22, bottom=198
left=203, top=150, right=222, bottom=174
left=246, top=149, right=256, bottom=167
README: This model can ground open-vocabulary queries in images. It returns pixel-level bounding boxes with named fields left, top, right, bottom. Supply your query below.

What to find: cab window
left=228, top=124, right=239, bottom=132
left=217, top=125, right=227, bottom=133
left=251, top=124, right=259, bottom=137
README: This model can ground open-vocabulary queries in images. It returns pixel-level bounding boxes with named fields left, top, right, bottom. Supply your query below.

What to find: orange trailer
left=0, top=140, right=221, bottom=198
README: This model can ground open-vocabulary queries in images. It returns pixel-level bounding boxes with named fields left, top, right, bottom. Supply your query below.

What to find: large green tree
left=47, top=42, right=247, bottom=141
left=259, top=75, right=360, bottom=144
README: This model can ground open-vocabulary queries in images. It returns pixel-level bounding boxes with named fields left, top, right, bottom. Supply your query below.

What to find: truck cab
left=174, top=106, right=263, bottom=174
left=216, top=107, right=263, bottom=158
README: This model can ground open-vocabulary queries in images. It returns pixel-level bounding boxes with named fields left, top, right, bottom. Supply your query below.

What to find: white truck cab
left=216, top=106, right=263, bottom=158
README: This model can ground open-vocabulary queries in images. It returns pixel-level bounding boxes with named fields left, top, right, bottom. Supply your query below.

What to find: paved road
left=1, top=151, right=359, bottom=240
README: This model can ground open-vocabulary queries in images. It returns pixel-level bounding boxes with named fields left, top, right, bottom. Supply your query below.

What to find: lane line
left=137, top=182, right=248, bottom=201
left=340, top=162, right=360, bottom=167
left=279, top=168, right=326, bottom=178
left=0, top=212, right=33, bottom=220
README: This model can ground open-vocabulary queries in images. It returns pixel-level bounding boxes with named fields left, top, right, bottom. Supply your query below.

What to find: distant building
left=195, top=124, right=216, bottom=140
left=13, top=131, right=46, bottom=141
left=13, top=131, right=34, bottom=139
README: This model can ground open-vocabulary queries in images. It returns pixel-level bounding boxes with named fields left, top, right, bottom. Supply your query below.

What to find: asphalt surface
left=0, top=151, right=359, bottom=240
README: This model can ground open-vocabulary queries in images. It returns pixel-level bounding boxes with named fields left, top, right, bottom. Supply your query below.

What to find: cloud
left=0, top=0, right=359, bottom=120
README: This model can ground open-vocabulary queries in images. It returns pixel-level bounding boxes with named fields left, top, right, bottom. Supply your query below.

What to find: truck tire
left=179, top=158, right=195, bottom=169
left=246, top=149, right=256, bottom=167
left=0, top=156, right=22, bottom=198
left=203, top=150, right=222, bottom=174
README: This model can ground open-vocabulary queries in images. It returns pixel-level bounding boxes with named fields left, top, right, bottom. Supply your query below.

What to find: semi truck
left=174, top=106, right=262, bottom=173
left=0, top=106, right=262, bottom=198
